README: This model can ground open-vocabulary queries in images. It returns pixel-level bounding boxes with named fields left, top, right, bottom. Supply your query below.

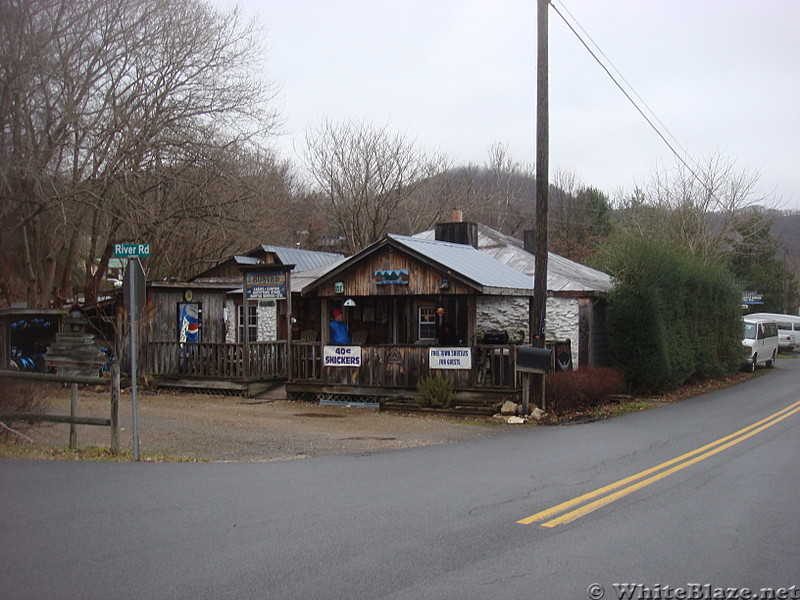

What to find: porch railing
left=290, top=344, right=520, bottom=390
left=148, top=341, right=287, bottom=379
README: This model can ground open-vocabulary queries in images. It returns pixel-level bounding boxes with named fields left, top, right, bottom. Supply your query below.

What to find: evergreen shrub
left=603, top=237, right=742, bottom=393
left=416, top=373, right=455, bottom=409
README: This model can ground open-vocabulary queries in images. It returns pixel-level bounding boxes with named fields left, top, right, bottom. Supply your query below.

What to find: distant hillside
left=770, top=212, right=800, bottom=283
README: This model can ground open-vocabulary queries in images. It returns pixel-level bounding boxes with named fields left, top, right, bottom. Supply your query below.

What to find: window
left=418, top=306, right=436, bottom=340
left=237, top=304, right=258, bottom=342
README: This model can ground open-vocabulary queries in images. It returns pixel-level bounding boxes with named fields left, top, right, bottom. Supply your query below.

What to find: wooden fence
left=0, top=368, right=120, bottom=453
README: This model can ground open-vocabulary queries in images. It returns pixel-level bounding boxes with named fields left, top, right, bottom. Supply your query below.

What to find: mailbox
left=516, top=346, right=552, bottom=374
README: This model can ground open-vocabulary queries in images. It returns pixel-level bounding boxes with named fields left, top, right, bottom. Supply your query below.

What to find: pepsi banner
left=179, top=303, right=200, bottom=343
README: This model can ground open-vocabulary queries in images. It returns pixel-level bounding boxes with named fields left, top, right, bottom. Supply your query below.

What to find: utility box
left=516, top=346, right=552, bottom=374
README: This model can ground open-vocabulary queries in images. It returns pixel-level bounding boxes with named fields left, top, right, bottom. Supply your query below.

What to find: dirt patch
left=6, top=385, right=503, bottom=462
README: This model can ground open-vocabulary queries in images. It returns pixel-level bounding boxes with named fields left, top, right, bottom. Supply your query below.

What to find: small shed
left=0, top=308, right=64, bottom=372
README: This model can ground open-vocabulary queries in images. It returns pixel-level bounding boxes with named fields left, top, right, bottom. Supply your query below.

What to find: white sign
left=429, top=347, right=472, bottom=369
left=323, top=345, right=362, bottom=367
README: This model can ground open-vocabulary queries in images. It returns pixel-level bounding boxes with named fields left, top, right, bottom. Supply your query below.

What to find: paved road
left=2, top=359, right=799, bottom=600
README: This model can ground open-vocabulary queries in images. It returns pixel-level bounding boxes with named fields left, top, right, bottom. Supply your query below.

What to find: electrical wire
left=549, top=0, right=708, bottom=191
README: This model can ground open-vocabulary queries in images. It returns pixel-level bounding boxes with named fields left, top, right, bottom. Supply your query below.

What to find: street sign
left=114, top=243, right=150, bottom=258
left=742, top=291, right=764, bottom=305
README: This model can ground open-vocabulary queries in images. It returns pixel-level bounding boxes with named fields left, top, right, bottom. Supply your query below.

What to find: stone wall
left=476, top=295, right=579, bottom=367
left=476, top=297, right=529, bottom=343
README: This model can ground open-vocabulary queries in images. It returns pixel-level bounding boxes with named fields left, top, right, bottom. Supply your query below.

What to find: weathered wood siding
left=148, top=289, right=227, bottom=344
left=311, top=248, right=476, bottom=298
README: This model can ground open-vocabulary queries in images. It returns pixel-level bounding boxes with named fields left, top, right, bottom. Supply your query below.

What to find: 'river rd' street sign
left=113, top=243, right=150, bottom=258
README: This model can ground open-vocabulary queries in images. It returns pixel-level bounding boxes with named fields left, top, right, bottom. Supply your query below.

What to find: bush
left=416, top=374, right=455, bottom=409
left=545, top=367, right=627, bottom=416
left=602, top=237, right=742, bottom=393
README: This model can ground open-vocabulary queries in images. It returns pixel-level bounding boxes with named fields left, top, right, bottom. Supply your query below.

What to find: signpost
left=118, top=243, right=149, bottom=460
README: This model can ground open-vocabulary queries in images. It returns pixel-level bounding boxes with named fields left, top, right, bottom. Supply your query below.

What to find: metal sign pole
left=129, top=257, right=140, bottom=461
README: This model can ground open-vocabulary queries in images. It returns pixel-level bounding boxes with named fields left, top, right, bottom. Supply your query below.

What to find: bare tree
left=1, top=0, right=280, bottom=307
left=549, top=169, right=612, bottom=262
left=480, top=142, right=534, bottom=235
left=303, top=119, right=447, bottom=253
left=616, top=153, right=774, bottom=264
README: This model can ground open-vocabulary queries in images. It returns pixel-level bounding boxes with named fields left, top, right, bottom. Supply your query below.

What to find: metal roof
left=387, top=234, right=533, bottom=293
left=259, top=245, right=344, bottom=273
left=292, top=258, right=349, bottom=293
left=414, top=224, right=613, bottom=294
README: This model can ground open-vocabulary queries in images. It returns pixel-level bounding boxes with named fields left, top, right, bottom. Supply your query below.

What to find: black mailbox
left=516, top=346, right=552, bottom=374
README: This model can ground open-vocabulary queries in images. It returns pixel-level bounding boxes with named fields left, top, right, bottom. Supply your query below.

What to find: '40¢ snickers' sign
left=323, top=346, right=362, bottom=367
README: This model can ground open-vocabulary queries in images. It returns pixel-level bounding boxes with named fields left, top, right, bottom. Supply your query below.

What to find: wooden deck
left=147, top=341, right=287, bottom=396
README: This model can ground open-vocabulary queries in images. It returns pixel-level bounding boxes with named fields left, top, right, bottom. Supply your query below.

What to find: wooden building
left=286, top=233, right=537, bottom=408
left=104, top=245, right=343, bottom=396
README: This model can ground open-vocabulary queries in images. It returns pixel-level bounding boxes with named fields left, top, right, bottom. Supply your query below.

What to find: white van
left=746, top=312, right=800, bottom=351
left=742, top=317, right=779, bottom=372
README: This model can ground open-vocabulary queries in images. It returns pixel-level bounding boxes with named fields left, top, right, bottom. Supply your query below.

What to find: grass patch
left=0, top=443, right=207, bottom=462
left=582, top=369, right=761, bottom=422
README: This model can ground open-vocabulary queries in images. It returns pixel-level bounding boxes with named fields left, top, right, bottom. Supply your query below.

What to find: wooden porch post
left=286, top=269, right=293, bottom=381
left=241, top=271, right=249, bottom=379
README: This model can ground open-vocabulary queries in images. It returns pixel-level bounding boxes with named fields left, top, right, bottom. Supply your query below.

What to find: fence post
left=110, top=363, right=120, bottom=454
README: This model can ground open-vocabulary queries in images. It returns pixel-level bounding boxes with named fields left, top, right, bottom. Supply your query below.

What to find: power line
left=549, top=0, right=708, bottom=191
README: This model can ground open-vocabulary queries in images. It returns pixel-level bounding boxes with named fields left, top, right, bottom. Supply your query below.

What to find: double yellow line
left=518, top=400, right=800, bottom=528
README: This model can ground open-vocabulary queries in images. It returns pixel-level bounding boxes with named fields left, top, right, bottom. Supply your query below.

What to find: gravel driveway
left=21, top=385, right=504, bottom=462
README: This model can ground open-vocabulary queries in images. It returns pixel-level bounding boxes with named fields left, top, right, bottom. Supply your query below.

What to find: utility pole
left=532, top=0, right=549, bottom=348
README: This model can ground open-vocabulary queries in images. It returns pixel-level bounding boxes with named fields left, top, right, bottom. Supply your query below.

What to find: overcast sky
left=220, top=0, right=800, bottom=210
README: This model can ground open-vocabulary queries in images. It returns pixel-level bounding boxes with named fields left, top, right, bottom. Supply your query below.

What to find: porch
left=145, top=339, right=564, bottom=408
left=287, top=342, right=543, bottom=413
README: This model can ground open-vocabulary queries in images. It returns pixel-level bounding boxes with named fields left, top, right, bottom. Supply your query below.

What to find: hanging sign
left=324, top=345, right=362, bottom=367
left=246, top=271, right=286, bottom=300
left=374, top=269, right=409, bottom=285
